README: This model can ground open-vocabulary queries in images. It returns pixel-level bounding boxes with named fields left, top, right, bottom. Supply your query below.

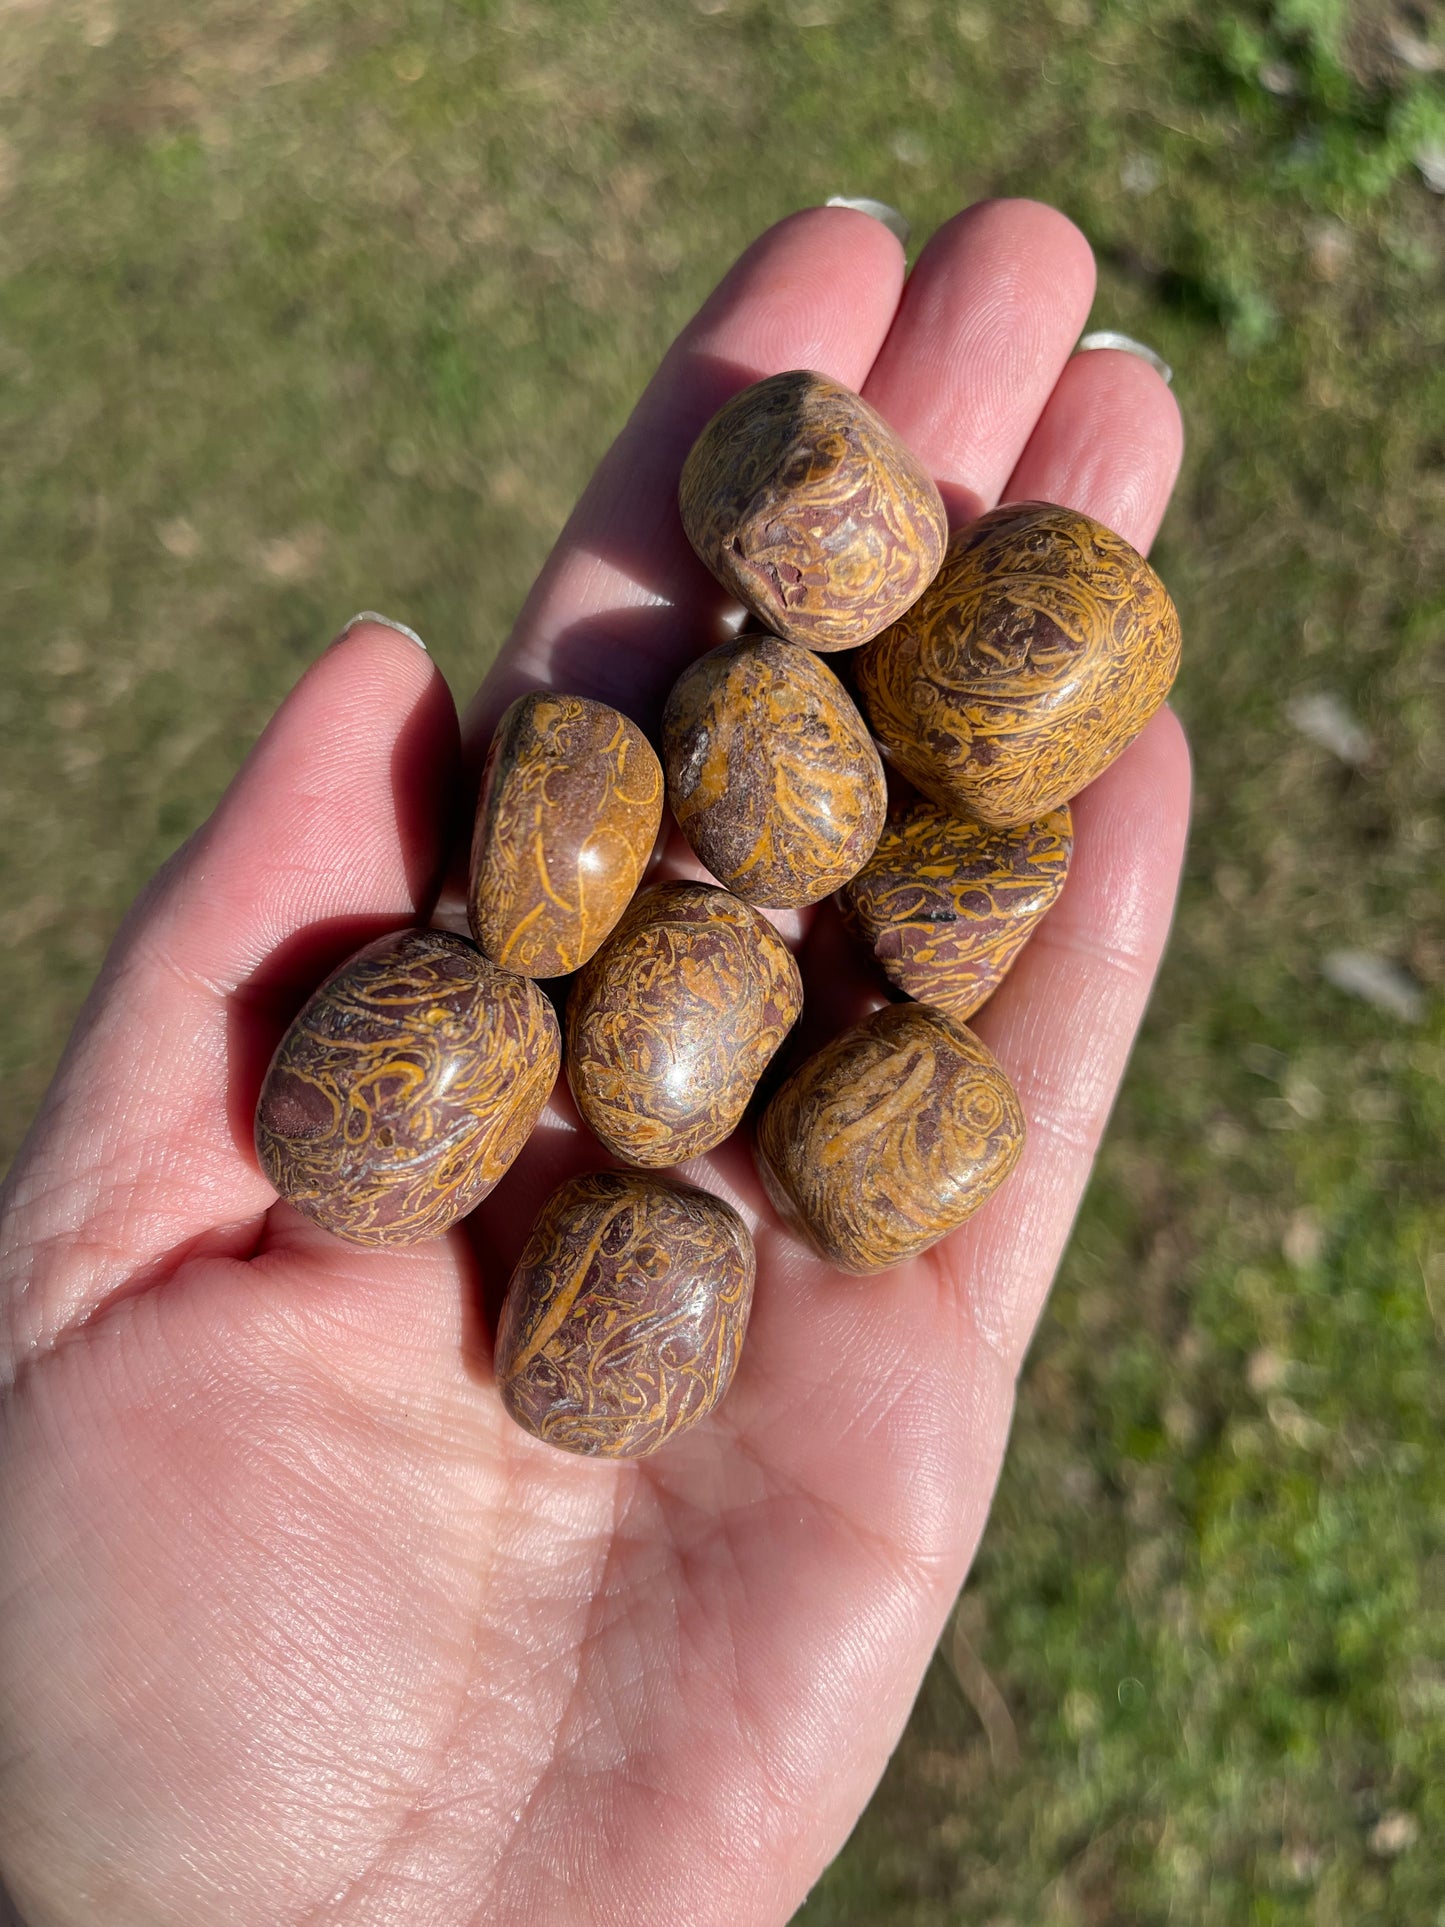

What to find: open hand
left=0, top=199, right=1188, bottom=1927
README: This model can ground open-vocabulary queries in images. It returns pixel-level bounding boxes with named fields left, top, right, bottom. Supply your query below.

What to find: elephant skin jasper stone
left=754, top=1002, right=1025, bottom=1275
left=855, top=501, right=1181, bottom=826
left=255, top=929, right=560, bottom=1247
left=662, top=634, right=886, bottom=909
left=678, top=369, right=947, bottom=652
left=495, top=1171, right=756, bottom=1459
left=566, top=881, right=803, bottom=1168
left=838, top=800, right=1073, bottom=1020
left=469, top=691, right=664, bottom=978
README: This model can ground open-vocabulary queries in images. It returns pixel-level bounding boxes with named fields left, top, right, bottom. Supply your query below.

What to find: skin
left=0, top=200, right=1188, bottom=1927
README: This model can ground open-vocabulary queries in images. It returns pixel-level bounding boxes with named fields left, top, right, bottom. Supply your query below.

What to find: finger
left=1, top=621, right=459, bottom=1365
left=951, top=705, right=1191, bottom=1369
left=789, top=331, right=1188, bottom=1362
left=861, top=199, right=1098, bottom=525
left=784, top=200, right=1113, bottom=1045
left=1005, top=343, right=1183, bottom=546
left=951, top=341, right=1186, bottom=1367
left=810, top=328, right=1185, bottom=1015
left=145, top=623, right=455, bottom=992
left=461, top=205, right=908, bottom=751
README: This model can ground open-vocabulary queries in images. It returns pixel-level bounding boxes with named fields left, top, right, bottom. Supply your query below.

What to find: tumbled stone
left=495, top=1171, right=755, bottom=1459
left=469, top=691, right=664, bottom=978
left=662, top=633, right=886, bottom=908
left=855, top=501, right=1180, bottom=826
left=754, top=1002, right=1025, bottom=1274
left=838, top=800, right=1072, bottom=1019
left=679, top=369, right=947, bottom=652
left=566, top=881, right=802, bottom=1168
left=255, top=929, right=559, bottom=1246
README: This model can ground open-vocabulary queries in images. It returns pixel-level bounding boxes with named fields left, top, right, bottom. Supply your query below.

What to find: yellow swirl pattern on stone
left=754, top=1002, right=1025, bottom=1274
left=855, top=501, right=1181, bottom=826
left=662, top=634, right=886, bottom=908
left=678, top=369, right=948, bottom=652
left=495, top=1171, right=756, bottom=1459
left=469, top=691, right=664, bottom=979
left=566, top=881, right=803, bottom=1168
left=255, top=929, right=560, bottom=1247
left=838, top=800, right=1072, bottom=1019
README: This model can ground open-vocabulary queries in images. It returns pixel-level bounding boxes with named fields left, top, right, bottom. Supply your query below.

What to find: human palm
left=0, top=201, right=1188, bottom=1927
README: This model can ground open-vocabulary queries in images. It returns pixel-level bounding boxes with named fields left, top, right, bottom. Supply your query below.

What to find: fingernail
left=1075, top=330, right=1173, bottom=387
left=826, top=196, right=910, bottom=246
left=336, top=610, right=428, bottom=653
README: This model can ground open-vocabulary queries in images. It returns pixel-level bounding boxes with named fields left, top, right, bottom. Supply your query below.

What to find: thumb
left=1, top=618, right=459, bottom=1368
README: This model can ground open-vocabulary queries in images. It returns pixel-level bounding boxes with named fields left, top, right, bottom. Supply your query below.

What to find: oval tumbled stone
left=495, top=1171, right=756, bottom=1459
left=468, top=691, right=664, bottom=978
left=678, top=369, right=947, bottom=652
left=566, top=881, right=803, bottom=1168
left=255, top=929, right=560, bottom=1246
left=754, top=1002, right=1024, bottom=1274
left=662, top=634, right=886, bottom=908
left=838, top=800, right=1073, bottom=1019
left=855, top=501, right=1181, bottom=826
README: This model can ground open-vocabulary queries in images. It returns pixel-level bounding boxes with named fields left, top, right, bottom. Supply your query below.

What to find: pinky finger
left=958, top=706, right=1191, bottom=1369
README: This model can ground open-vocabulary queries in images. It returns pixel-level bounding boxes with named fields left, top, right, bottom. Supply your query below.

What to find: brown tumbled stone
left=754, top=1002, right=1024, bottom=1275
left=468, top=691, right=664, bottom=978
left=662, top=634, right=886, bottom=909
left=566, top=881, right=802, bottom=1168
left=678, top=369, right=947, bottom=652
left=855, top=501, right=1181, bottom=826
left=255, top=929, right=560, bottom=1247
left=838, top=800, right=1073, bottom=1019
left=495, top=1171, right=755, bottom=1459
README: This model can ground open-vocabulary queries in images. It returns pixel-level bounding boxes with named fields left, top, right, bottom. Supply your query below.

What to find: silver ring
left=825, top=196, right=910, bottom=246
left=1075, top=330, right=1173, bottom=387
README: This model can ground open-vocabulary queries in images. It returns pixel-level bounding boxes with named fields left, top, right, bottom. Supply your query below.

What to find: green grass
left=2, top=1, right=1442, bottom=1920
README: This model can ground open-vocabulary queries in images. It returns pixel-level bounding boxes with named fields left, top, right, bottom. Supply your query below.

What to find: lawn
left=1, top=1, right=1442, bottom=1920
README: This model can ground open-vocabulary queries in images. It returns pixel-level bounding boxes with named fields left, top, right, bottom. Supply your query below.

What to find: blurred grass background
left=1, top=0, right=1442, bottom=1919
